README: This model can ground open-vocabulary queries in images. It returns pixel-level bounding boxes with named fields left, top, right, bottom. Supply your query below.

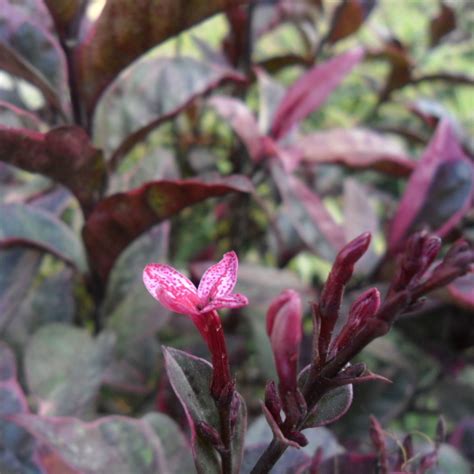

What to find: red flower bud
left=266, top=289, right=302, bottom=394
left=332, top=288, right=381, bottom=355
left=318, top=233, right=371, bottom=360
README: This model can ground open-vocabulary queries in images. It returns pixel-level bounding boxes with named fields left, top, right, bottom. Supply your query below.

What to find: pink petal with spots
left=197, top=251, right=239, bottom=302
left=200, top=293, right=249, bottom=313
left=143, top=264, right=200, bottom=315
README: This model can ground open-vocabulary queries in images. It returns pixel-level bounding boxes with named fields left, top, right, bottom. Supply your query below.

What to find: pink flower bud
left=266, top=289, right=302, bottom=394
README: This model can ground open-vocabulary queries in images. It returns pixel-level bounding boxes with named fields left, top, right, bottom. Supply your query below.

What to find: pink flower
left=143, top=251, right=248, bottom=398
left=143, top=251, right=248, bottom=317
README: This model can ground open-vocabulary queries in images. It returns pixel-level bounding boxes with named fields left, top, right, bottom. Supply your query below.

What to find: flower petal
left=143, top=263, right=199, bottom=315
left=200, top=293, right=249, bottom=313
left=197, top=251, right=239, bottom=302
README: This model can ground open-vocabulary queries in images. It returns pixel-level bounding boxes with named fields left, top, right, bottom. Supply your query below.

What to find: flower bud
left=264, top=381, right=283, bottom=425
left=266, top=290, right=302, bottom=394
left=196, top=420, right=224, bottom=451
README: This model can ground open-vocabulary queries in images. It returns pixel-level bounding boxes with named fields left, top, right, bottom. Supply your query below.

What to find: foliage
left=0, top=0, right=473, bottom=473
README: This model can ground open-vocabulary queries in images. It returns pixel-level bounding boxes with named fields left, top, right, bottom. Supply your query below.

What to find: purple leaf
left=271, top=163, right=346, bottom=260
left=83, top=175, right=253, bottom=282
left=209, top=96, right=264, bottom=161
left=0, top=126, right=107, bottom=213
left=163, top=347, right=247, bottom=474
left=0, top=203, right=87, bottom=272
left=270, top=48, right=364, bottom=140
left=389, top=120, right=474, bottom=253
left=295, top=128, right=415, bottom=177
left=9, top=412, right=194, bottom=474
left=75, top=0, right=248, bottom=115
left=98, top=57, right=245, bottom=165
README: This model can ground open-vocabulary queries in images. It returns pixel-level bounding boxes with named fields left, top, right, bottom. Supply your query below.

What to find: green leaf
left=163, top=347, right=221, bottom=474
left=24, top=323, right=115, bottom=417
left=11, top=412, right=193, bottom=474
left=0, top=203, right=87, bottom=272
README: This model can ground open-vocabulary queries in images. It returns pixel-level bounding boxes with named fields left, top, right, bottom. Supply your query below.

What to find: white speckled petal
left=143, top=264, right=199, bottom=315
left=197, top=251, right=238, bottom=302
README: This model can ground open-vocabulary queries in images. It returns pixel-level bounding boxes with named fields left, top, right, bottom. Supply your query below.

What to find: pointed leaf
left=295, top=128, right=415, bottom=177
left=0, top=126, right=107, bottom=213
left=256, top=68, right=286, bottom=135
left=163, top=347, right=221, bottom=473
left=209, top=96, right=264, bottom=161
left=24, top=323, right=115, bottom=417
left=430, top=2, right=456, bottom=47
left=43, top=0, right=85, bottom=39
left=327, top=0, right=376, bottom=44
left=75, top=0, right=248, bottom=114
left=97, top=57, right=244, bottom=163
left=389, top=121, right=473, bottom=252
left=303, top=385, right=353, bottom=427
left=9, top=412, right=193, bottom=474
left=271, top=164, right=345, bottom=260
left=0, top=203, right=87, bottom=272
left=299, top=367, right=353, bottom=428
left=83, top=175, right=253, bottom=281
left=270, top=49, right=364, bottom=139
left=0, top=1, right=68, bottom=114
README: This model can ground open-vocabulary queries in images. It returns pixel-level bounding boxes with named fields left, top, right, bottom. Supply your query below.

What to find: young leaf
left=75, top=0, right=248, bottom=114
left=299, top=367, right=354, bottom=428
left=389, top=120, right=473, bottom=253
left=270, top=48, right=364, bottom=139
left=0, top=203, right=87, bottom=272
left=0, top=126, right=107, bottom=214
left=295, top=128, right=415, bottom=177
left=83, top=175, right=253, bottom=282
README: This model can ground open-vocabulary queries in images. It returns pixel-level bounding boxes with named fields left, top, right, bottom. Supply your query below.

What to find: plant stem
left=219, top=399, right=233, bottom=474
left=250, top=439, right=286, bottom=474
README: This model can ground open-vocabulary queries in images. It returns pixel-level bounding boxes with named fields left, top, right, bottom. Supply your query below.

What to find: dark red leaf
left=83, top=175, right=253, bottom=281
left=0, top=126, right=106, bottom=213
left=270, top=48, right=364, bottom=140
left=327, top=0, right=376, bottom=44
left=75, top=0, right=248, bottom=115
left=295, top=128, right=415, bottom=177
left=389, top=120, right=473, bottom=253
left=429, top=2, right=456, bottom=47
left=43, top=0, right=85, bottom=39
